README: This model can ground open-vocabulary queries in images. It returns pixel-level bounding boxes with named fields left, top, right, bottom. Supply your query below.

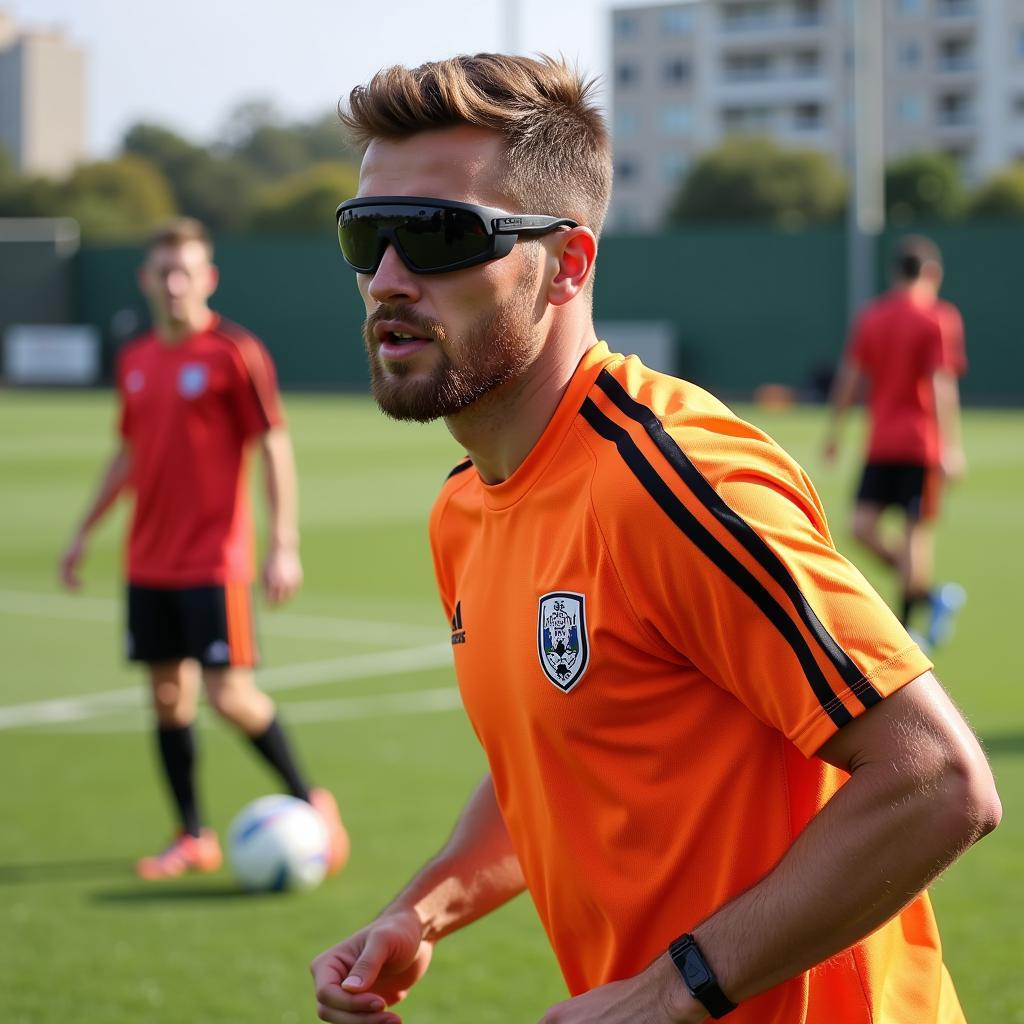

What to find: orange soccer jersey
left=429, top=343, right=963, bottom=1024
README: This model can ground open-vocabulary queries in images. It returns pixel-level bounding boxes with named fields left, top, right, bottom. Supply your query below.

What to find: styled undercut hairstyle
left=340, top=53, right=613, bottom=238
left=893, top=234, right=942, bottom=281
left=146, top=217, right=213, bottom=259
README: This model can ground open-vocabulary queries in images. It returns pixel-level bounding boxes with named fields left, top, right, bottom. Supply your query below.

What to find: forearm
left=694, top=701, right=999, bottom=1004
left=824, top=363, right=861, bottom=443
left=74, top=447, right=132, bottom=535
left=382, top=775, right=527, bottom=943
left=933, top=371, right=964, bottom=453
left=260, top=428, right=300, bottom=549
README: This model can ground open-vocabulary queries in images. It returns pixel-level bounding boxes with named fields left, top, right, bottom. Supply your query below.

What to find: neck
left=446, top=319, right=598, bottom=485
left=896, top=281, right=937, bottom=305
left=156, top=308, right=214, bottom=343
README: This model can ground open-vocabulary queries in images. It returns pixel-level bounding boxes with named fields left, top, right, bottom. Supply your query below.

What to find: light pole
left=847, top=0, right=886, bottom=322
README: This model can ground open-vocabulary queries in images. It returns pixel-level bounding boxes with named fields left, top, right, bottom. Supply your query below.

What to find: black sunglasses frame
left=335, top=195, right=579, bottom=275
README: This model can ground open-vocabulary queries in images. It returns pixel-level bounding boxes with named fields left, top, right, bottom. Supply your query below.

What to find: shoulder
left=116, top=331, right=157, bottom=366
left=207, top=317, right=274, bottom=366
left=429, top=457, right=479, bottom=542
left=575, top=357, right=826, bottom=536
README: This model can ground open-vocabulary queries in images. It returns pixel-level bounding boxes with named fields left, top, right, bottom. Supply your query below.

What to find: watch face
left=683, top=949, right=713, bottom=989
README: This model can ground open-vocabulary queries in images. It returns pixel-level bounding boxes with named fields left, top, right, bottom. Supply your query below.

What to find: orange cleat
left=135, top=829, right=223, bottom=880
left=308, top=787, right=350, bottom=875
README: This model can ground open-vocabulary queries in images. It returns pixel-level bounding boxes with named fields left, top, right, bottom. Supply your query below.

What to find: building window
left=721, top=2, right=774, bottom=32
left=663, top=57, right=691, bottom=84
left=938, top=91, right=972, bottom=125
left=615, top=158, right=640, bottom=182
left=1012, top=94, right=1024, bottom=118
left=660, top=7, right=694, bottom=34
left=898, top=94, right=925, bottom=123
left=896, top=40, right=922, bottom=69
left=793, top=102, right=823, bottom=130
left=897, top=0, right=923, bottom=14
left=616, top=62, right=640, bottom=87
left=939, top=37, right=974, bottom=72
left=793, top=49, right=821, bottom=78
left=1016, top=27, right=1024, bottom=60
left=660, top=104, right=694, bottom=135
left=793, top=0, right=823, bottom=26
left=660, top=152, right=691, bottom=183
left=614, top=109, right=641, bottom=138
left=615, top=13, right=641, bottom=37
left=936, top=0, right=975, bottom=16
left=723, top=105, right=775, bottom=132
left=723, top=53, right=774, bottom=82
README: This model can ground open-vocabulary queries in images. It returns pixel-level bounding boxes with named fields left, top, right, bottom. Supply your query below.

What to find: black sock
left=157, top=724, right=202, bottom=837
left=901, top=592, right=926, bottom=629
left=248, top=716, right=311, bottom=801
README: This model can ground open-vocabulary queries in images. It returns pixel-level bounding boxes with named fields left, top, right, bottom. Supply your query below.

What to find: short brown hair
left=893, top=234, right=941, bottom=280
left=340, top=53, right=612, bottom=237
left=146, top=217, right=213, bottom=259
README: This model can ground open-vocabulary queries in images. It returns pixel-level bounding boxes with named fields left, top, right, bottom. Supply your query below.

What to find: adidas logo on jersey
left=450, top=601, right=466, bottom=645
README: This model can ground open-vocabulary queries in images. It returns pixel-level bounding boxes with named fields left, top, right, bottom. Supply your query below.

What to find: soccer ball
left=227, top=795, right=329, bottom=892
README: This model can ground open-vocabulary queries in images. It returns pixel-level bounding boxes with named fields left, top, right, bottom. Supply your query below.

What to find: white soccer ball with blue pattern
left=228, top=795, right=329, bottom=892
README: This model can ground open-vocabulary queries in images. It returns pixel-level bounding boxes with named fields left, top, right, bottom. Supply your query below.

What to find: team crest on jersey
left=537, top=591, right=589, bottom=692
left=178, top=363, right=209, bottom=398
left=125, top=369, right=145, bottom=393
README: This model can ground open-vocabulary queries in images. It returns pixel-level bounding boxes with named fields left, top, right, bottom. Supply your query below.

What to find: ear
left=205, top=263, right=220, bottom=298
left=547, top=227, right=597, bottom=307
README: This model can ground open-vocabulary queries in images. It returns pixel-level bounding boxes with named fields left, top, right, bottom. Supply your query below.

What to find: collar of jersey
left=481, top=340, right=618, bottom=512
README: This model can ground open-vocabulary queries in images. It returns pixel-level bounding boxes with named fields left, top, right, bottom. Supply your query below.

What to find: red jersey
left=849, top=290, right=964, bottom=466
left=430, top=344, right=958, bottom=1022
left=116, top=316, right=283, bottom=586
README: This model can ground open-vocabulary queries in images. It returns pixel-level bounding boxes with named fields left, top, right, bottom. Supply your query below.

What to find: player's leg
left=850, top=463, right=900, bottom=569
left=128, top=585, right=221, bottom=879
left=898, top=515, right=935, bottom=634
left=191, top=584, right=350, bottom=872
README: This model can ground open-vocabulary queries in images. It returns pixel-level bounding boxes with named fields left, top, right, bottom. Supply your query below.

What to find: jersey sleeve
left=939, top=305, right=967, bottom=376
left=225, top=334, right=285, bottom=438
left=115, top=348, right=132, bottom=439
left=600, top=424, right=932, bottom=758
left=846, top=309, right=872, bottom=370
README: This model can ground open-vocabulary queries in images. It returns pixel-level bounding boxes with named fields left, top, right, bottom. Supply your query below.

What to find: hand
left=311, top=908, right=434, bottom=1023
left=941, top=446, right=967, bottom=483
left=262, top=544, right=303, bottom=605
left=537, top=952, right=705, bottom=1024
left=59, top=533, right=87, bottom=590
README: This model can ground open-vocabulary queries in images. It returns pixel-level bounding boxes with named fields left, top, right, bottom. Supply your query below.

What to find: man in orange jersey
left=59, top=218, right=347, bottom=880
left=825, top=236, right=968, bottom=648
left=311, top=56, right=999, bottom=1024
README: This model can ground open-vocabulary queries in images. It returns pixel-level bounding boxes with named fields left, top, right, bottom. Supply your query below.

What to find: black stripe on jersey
left=446, top=458, right=474, bottom=480
left=580, top=398, right=853, bottom=729
left=594, top=371, right=881, bottom=710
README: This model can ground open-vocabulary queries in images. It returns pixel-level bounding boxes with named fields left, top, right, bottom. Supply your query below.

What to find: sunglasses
left=335, top=196, right=578, bottom=275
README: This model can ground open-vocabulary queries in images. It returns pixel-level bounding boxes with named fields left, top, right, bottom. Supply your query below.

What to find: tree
left=62, top=155, right=176, bottom=240
left=246, top=162, right=359, bottom=234
left=885, top=152, right=965, bottom=223
left=968, top=165, right=1024, bottom=220
left=669, top=137, right=846, bottom=228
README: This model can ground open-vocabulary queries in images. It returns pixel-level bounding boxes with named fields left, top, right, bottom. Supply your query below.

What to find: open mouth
left=378, top=330, right=433, bottom=359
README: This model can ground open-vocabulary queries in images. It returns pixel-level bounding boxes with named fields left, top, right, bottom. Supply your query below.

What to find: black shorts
left=126, top=583, right=259, bottom=667
left=855, top=462, right=942, bottom=522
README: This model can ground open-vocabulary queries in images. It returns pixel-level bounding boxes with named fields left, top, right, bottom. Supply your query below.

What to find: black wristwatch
left=667, top=933, right=737, bottom=1019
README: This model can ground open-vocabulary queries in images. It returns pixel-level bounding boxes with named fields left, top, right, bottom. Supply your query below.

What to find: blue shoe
left=926, top=583, right=967, bottom=649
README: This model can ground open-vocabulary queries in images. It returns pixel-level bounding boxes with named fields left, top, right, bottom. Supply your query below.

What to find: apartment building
left=0, top=9, right=87, bottom=177
left=610, top=0, right=1024, bottom=231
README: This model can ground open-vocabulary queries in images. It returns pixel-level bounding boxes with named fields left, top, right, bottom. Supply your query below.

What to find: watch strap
left=668, top=933, right=737, bottom=1019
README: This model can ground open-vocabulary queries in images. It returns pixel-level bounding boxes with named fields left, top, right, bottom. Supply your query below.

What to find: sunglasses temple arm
left=493, top=217, right=578, bottom=235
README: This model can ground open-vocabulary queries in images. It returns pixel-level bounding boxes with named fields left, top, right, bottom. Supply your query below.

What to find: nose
left=366, top=242, right=422, bottom=305
left=164, top=268, right=190, bottom=297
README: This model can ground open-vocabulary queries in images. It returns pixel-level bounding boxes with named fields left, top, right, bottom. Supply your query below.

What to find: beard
left=363, top=275, right=539, bottom=424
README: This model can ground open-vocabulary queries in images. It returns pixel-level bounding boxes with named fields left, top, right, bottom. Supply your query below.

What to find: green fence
left=73, top=223, right=1024, bottom=404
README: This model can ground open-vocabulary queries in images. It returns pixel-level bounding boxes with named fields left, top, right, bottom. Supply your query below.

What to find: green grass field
left=1, top=391, right=1021, bottom=1024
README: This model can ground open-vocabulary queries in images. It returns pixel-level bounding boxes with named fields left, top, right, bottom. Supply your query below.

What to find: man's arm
left=823, top=360, right=865, bottom=464
left=312, top=774, right=526, bottom=1021
left=259, top=426, right=303, bottom=604
left=58, top=444, right=133, bottom=589
left=933, top=368, right=967, bottom=482
left=541, top=672, right=1000, bottom=1023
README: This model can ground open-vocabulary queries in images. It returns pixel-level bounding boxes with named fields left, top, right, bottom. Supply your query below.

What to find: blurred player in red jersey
left=825, top=236, right=967, bottom=649
left=59, top=218, right=348, bottom=880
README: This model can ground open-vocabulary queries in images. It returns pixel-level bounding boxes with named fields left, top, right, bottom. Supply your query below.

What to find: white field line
left=38, top=686, right=464, bottom=733
left=0, top=589, right=443, bottom=644
left=0, top=642, right=453, bottom=730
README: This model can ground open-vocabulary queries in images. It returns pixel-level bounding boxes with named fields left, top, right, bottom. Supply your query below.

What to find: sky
left=5, top=0, right=667, bottom=157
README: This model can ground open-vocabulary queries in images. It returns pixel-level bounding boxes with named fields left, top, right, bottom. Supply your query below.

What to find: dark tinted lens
left=394, top=207, right=490, bottom=270
left=337, top=209, right=388, bottom=272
